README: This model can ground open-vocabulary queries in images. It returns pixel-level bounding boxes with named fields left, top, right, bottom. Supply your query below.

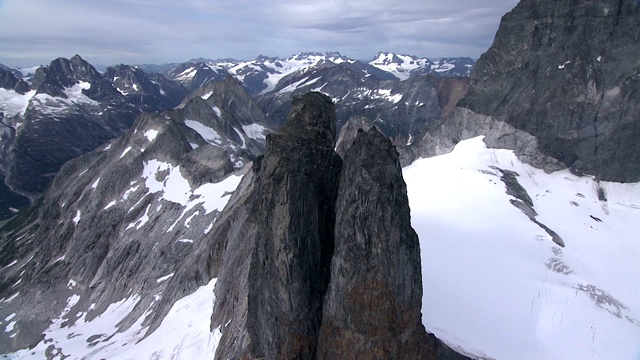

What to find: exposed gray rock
left=176, top=76, right=269, bottom=160
left=246, top=92, right=342, bottom=358
left=492, top=166, right=565, bottom=247
left=458, top=0, right=640, bottom=182
left=0, top=67, right=29, bottom=94
left=210, top=93, right=470, bottom=360
left=414, top=107, right=565, bottom=174
left=317, top=127, right=428, bottom=359
left=1, top=90, right=471, bottom=359
left=335, top=116, right=373, bottom=158
left=0, top=79, right=267, bottom=353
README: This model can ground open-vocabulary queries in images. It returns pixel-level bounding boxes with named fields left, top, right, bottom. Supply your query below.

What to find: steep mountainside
left=2, top=0, right=640, bottom=358
left=0, top=56, right=189, bottom=219
left=0, top=78, right=267, bottom=356
left=317, top=127, right=427, bottom=359
left=103, top=64, right=189, bottom=112
left=165, top=61, right=230, bottom=91
left=0, top=64, right=23, bottom=80
left=398, top=0, right=640, bottom=358
left=458, top=0, right=640, bottom=182
left=0, top=92, right=468, bottom=359
left=256, top=60, right=469, bottom=159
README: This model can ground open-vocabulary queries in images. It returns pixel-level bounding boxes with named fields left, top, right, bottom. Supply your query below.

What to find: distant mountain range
left=0, top=52, right=472, bottom=219
left=138, top=51, right=474, bottom=94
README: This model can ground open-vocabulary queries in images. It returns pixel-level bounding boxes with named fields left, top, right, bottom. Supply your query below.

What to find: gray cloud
left=0, top=0, right=518, bottom=67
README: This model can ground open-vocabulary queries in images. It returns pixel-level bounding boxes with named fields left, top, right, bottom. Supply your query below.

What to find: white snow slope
left=5, top=279, right=221, bottom=360
left=226, top=52, right=352, bottom=95
left=405, top=136, right=640, bottom=360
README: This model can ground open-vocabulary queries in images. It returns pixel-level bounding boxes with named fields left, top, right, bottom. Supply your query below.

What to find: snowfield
left=0, top=89, right=35, bottom=118
left=404, top=136, right=640, bottom=360
left=6, top=279, right=220, bottom=360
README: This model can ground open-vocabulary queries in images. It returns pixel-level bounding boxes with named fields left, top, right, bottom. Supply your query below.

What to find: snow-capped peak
left=369, top=52, right=475, bottom=80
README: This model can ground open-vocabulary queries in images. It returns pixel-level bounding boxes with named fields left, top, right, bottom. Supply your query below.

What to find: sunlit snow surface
left=8, top=279, right=220, bottom=360
left=404, top=136, right=640, bottom=360
left=0, top=89, right=35, bottom=118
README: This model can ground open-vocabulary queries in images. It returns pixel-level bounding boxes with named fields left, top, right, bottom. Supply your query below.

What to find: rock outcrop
left=211, top=92, right=471, bottom=359
left=210, top=92, right=343, bottom=359
left=317, top=127, right=427, bottom=359
left=457, top=0, right=640, bottom=182
left=247, top=92, right=343, bottom=358
left=1, top=90, right=469, bottom=359
left=0, top=67, right=29, bottom=94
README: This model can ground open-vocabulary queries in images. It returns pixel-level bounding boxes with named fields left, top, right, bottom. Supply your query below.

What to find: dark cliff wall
left=460, top=0, right=640, bottom=181
left=212, top=92, right=471, bottom=359
left=317, top=127, right=428, bottom=359
left=247, top=93, right=343, bottom=358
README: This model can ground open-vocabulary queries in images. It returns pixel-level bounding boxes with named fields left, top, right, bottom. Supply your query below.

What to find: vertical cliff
left=317, top=127, right=428, bottom=359
left=247, top=92, right=343, bottom=358
left=459, top=0, right=640, bottom=181
left=211, top=92, right=470, bottom=359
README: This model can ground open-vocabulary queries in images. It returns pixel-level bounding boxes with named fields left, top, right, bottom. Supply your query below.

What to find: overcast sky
left=0, top=0, right=519, bottom=67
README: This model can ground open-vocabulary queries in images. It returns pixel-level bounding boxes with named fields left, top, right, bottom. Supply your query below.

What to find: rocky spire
left=246, top=92, right=342, bottom=358
left=210, top=92, right=470, bottom=359
left=317, top=127, right=428, bottom=359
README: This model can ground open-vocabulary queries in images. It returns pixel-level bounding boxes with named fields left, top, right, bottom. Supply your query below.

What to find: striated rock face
left=317, top=127, right=427, bottom=359
left=211, top=92, right=471, bottom=359
left=0, top=78, right=267, bottom=353
left=246, top=92, right=342, bottom=358
left=459, top=0, right=640, bottom=182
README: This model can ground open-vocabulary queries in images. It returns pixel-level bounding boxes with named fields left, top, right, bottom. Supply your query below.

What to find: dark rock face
left=0, top=55, right=192, bottom=218
left=1, top=89, right=469, bottom=358
left=31, top=55, right=121, bottom=101
left=103, top=64, right=189, bottom=112
left=210, top=92, right=471, bottom=359
left=0, top=68, right=29, bottom=94
left=2, top=55, right=139, bottom=203
left=459, top=0, right=640, bottom=182
left=317, top=127, right=427, bottom=359
left=0, top=63, right=23, bottom=79
left=247, top=92, right=342, bottom=358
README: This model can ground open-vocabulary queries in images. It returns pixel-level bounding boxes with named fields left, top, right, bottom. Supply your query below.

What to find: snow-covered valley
left=406, top=137, right=640, bottom=360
